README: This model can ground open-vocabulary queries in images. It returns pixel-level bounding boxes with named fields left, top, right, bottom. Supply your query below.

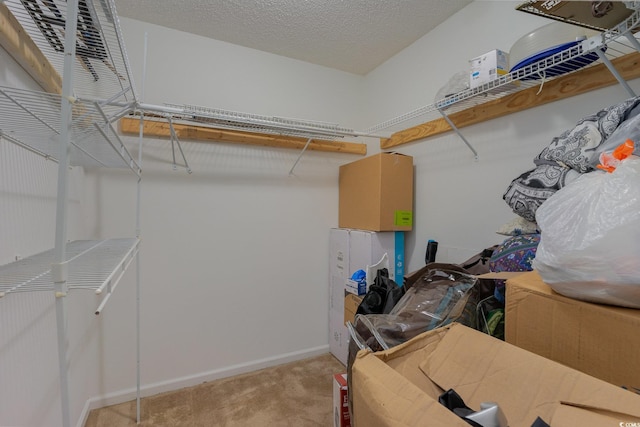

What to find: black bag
left=459, top=245, right=498, bottom=300
left=355, top=268, right=405, bottom=316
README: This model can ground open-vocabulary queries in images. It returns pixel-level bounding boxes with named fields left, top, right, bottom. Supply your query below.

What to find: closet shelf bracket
left=594, top=48, right=637, bottom=97
left=437, top=108, right=478, bottom=160
left=289, top=137, right=313, bottom=176
left=94, top=102, right=142, bottom=176
left=167, top=116, right=192, bottom=174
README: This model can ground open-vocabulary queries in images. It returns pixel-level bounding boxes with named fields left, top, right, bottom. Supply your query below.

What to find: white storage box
left=469, top=49, right=509, bottom=89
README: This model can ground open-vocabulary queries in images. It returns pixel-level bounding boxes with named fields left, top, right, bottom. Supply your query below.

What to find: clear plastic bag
left=346, top=267, right=480, bottom=421
left=348, top=268, right=478, bottom=350
left=533, top=157, right=640, bottom=308
left=590, top=112, right=640, bottom=169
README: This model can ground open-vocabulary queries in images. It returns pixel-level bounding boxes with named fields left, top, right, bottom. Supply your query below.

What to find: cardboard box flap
left=352, top=350, right=470, bottom=426
left=551, top=402, right=640, bottom=426
left=419, top=324, right=640, bottom=426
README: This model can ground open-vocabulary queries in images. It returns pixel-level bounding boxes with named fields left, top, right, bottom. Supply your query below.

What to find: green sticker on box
left=394, top=210, right=413, bottom=226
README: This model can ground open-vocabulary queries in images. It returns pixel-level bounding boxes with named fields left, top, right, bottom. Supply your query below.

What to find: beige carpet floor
left=84, top=353, right=345, bottom=427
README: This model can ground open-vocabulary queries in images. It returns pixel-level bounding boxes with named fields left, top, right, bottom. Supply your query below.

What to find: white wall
left=3, top=2, right=640, bottom=426
left=80, top=17, right=373, bottom=411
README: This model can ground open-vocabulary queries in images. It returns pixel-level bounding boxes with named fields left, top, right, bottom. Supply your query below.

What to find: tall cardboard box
left=329, top=228, right=405, bottom=365
left=505, top=271, right=640, bottom=392
left=339, top=153, right=413, bottom=232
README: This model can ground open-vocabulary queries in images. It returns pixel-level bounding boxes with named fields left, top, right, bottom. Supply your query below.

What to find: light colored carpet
left=84, top=353, right=345, bottom=427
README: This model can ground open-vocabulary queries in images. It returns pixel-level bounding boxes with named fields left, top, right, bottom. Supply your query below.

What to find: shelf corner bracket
left=437, top=108, right=479, bottom=160
left=167, top=117, right=192, bottom=174
left=288, top=137, right=313, bottom=176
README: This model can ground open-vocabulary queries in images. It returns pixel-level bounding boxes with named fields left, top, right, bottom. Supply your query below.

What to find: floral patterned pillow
left=490, top=234, right=541, bottom=273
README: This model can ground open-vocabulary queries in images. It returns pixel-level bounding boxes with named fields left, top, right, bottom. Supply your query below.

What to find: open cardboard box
left=351, top=323, right=640, bottom=427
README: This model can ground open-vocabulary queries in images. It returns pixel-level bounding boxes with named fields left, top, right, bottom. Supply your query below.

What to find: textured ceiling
left=114, top=0, right=473, bottom=75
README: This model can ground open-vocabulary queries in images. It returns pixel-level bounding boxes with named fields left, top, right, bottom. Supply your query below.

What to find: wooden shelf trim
left=381, top=51, right=640, bottom=149
left=119, top=117, right=367, bottom=155
left=0, top=3, right=62, bottom=95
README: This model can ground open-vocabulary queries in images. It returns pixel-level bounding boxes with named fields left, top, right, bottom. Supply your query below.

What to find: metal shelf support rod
left=106, top=104, right=136, bottom=124
left=110, top=0, right=139, bottom=103
left=0, top=131, right=58, bottom=163
left=93, top=123, right=142, bottom=176
left=136, top=32, right=147, bottom=423
left=437, top=108, right=478, bottom=160
left=93, top=86, right=134, bottom=108
left=594, top=49, right=636, bottom=97
left=94, top=243, right=138, bottom=315
left=289, top=137, right=313, bottom=176
left=54, top=1, right=79, bottom=425
left=624, top=33, right=640, bottom=52
left=167, top=116, right=192, bottom=173
left=94, top=102, right=142, bottom=173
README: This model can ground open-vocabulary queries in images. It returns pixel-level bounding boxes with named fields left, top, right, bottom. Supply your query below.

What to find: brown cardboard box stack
left=331, top=153, right=413, bottom=365
left=349, top=270, right=640, bottom=425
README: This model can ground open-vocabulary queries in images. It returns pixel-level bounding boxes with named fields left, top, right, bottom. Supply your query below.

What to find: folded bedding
left=503, top=95, right=640, bottom=221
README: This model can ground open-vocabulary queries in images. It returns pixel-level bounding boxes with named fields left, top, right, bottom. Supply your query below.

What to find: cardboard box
left=344, top=293, right=363, bottom=326
left=516, top=1, right=634, bottom=31
left=333, top=373, right=350, bottom=427
left=329, top=228, right=405, bottom=365
left=351, top=323, right=640, bottom=427
left=505, top=270, right=640, bottom=392
left=339, top=153, right=413, bottom=232
left=469, top=49, right=509, bottom=89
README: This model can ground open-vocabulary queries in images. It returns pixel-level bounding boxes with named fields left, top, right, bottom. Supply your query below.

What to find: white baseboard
left=77, top=344, right=330, bottom=426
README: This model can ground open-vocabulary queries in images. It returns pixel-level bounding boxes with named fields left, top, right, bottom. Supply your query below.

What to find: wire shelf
left=3, top=0, right=137, bottom=103
left=0, top=86, right=140, bottom=171
left=365, top=5, right=640, bottom=136
left=0, top=238, right=139, bottom=299
left=516, top=1, right=640, bottom=32
left=161, top=103, right=357, bottom=140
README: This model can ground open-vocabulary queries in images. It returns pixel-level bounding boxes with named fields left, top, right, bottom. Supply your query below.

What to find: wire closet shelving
left=365, top=1, right=640, bottom=157
left=0, top=1, right=142, bottom=426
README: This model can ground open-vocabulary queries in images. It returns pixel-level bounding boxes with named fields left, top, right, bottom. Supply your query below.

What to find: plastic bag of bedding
left=533, top=156, right=640, bottom=308
left=590, top=112, right=640, bottom=170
